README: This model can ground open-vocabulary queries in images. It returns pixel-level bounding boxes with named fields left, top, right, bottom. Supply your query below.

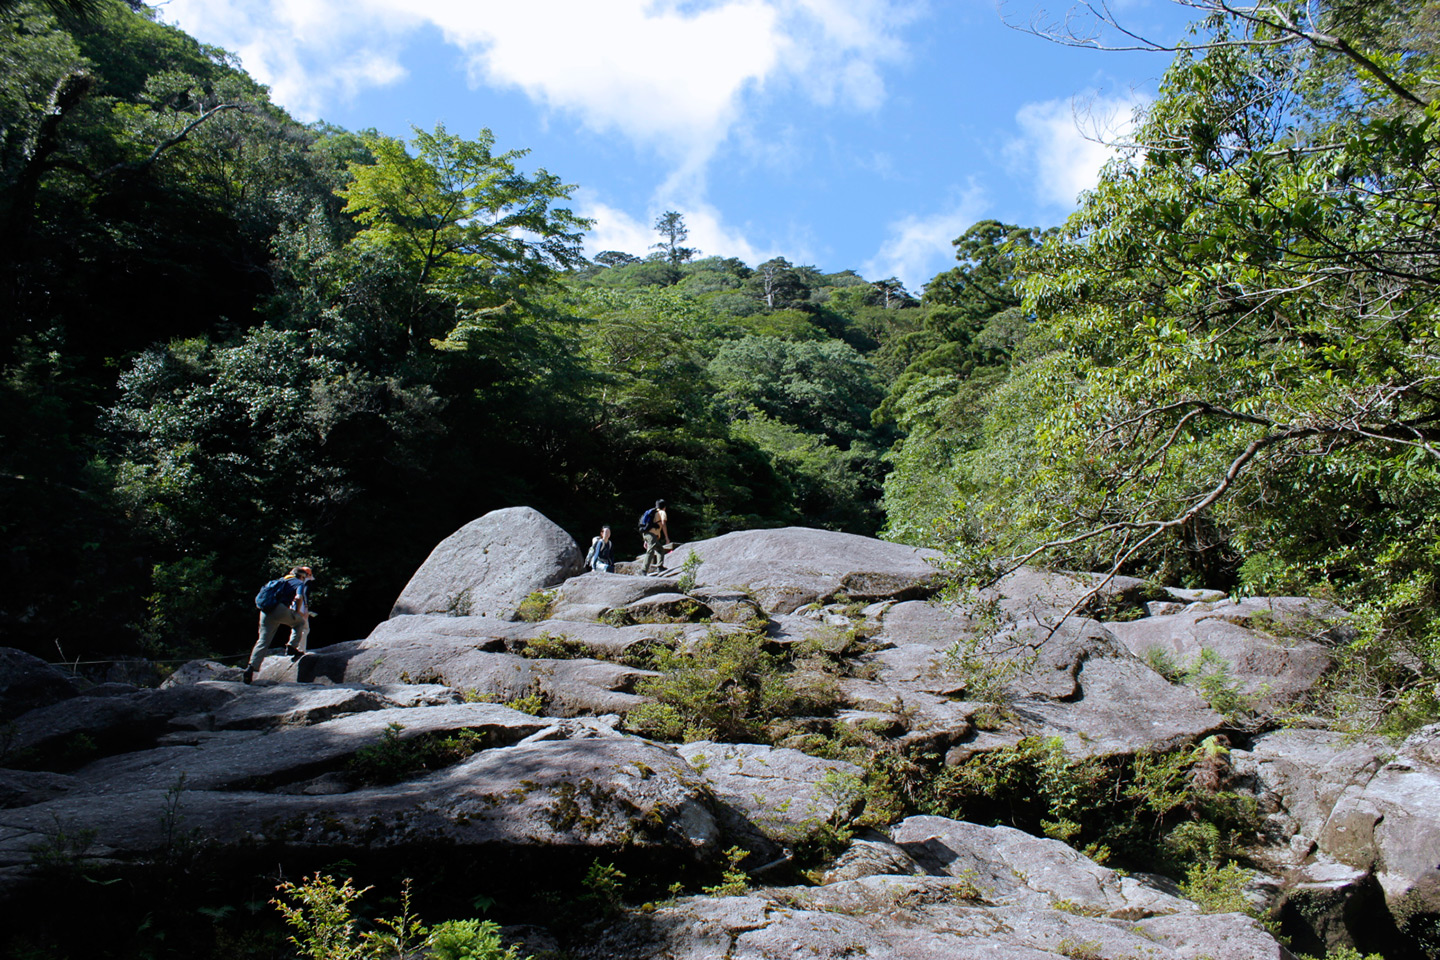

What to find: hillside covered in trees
left=4, top=0, right=1440, bottom=740
left=0, top=0, right=1001, bottom=663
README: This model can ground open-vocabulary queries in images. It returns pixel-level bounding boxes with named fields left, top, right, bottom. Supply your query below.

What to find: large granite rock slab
left=61, top=702, right=551, bottom=795
left=390, top=507, right=583, bottom=619
left=874, top=600, right=975, bottom=650
left=621, top=591, right=712, bottom=624
left=547, top=573, right=685, bottom=622
left=999, top=616, right=1227, bottom=757
left=358, top=613, right=724, bottom=662
left=821, top=827, right=929, bottom=883
left=0, top=768, right=79, bottom=809
left=853, top=610, right=1223, bottom=759
left=206, top=684, right=396, bottom=730
left=3, top=683, right=243, bottom=769
left=161, top=659, right=244, bottom=687
left=305, top=634, right=653, bottom=717
left=572, top=876, right=1289, bottom=960
left=678, top=741, right=863, bottom=844
left=1244, top=724, right=1440, bottom=928
left=1106, top=597, right=1350, bottom=707
left=682, top=528, right=944, bottom=614
left=982, top=568, right=1156, bottom=619
left=0, top=647, right=79, bottom=722
left=0, top=731, right=719, bottom=891
left=891, top=815, right=1196, bottom=919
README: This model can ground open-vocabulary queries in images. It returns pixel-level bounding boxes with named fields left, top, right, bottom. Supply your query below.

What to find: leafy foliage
left=348, top=723, right=486, bottom=785
left=888, top=2, right=1440, bottom=732
left=923, top=736, right=1262, bottom=873
left=273, top=873, right=528, bottom=960
left=626, top=627, right=837, bottom=743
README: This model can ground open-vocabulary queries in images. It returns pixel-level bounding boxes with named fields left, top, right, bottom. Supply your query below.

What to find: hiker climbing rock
left=587, top=524, right=615, bottom=573
left=245, top=566, right=314, bottom=684
left=638, top=499, right=671, bottom=575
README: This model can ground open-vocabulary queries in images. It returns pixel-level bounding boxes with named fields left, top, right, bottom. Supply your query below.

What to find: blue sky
left=163, top=0, right=1198, bottom=293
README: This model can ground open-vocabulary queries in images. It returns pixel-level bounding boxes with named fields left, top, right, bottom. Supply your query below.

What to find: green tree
left=0, top=1, right=356, bottom=656
left=594, top=250, right=640, bottom=267
left=650, top=209, right=696, bottom=267
left=934, top=0, right=1440, bottom=727
left=709, top=335, right=883, bottom=447
left=874, top=221, right=1041, bottom=543
left=749, top=256, right=809, bottom=309
left=338, top=124, right=590, bottom=343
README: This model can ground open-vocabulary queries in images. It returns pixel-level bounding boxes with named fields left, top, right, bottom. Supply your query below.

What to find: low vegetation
left=919, top=735, right=1261, bottom=876
left=273, top=874, right=527, bottom=960
left=625, top=627, right=839, bottom=743
left=349, top=724, right=487, bottom=785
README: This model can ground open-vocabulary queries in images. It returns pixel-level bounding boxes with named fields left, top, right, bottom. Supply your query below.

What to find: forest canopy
left=879, top=0, right=1440, bottom=731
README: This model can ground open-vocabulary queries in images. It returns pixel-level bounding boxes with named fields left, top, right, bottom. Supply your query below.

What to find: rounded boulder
left=390, top=507, right=583, bottom=620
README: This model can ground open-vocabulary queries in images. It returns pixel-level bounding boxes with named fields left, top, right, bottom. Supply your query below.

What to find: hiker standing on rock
left=639, top=499, right=670, bottom=575
left=588, top=525, right=615, bottom=573
left=244, top=566, right=314, bottom=684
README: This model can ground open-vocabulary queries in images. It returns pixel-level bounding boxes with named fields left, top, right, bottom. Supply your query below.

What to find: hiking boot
left=286, top=645, right=302, bottom=661
left=242, top=668, right=253, bottom=685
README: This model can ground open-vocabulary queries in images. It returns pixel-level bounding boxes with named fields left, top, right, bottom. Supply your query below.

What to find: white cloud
left=679, top=202, right=776, bottom=264
left=576, top=196, right=654, bottom=258
left=163, top=0, right=916, bottom=162
left=863, top=184, right=988, bottom=293
left=1008, top=90, right=1148, bottom=209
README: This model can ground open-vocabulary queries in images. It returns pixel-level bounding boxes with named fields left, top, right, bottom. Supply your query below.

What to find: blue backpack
left=255, top=577, right=296, bottom=611
left=638, top=507, right=657, bottom=533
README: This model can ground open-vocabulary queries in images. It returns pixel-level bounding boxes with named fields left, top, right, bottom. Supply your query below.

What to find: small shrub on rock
left=924, top=736, right=1264, bottom=877
left=521, top=632, right=590, bottom=660
left=578, top=860, right=627, bottom=916
left=503, top=691, right=546, bottom=715
left=1057, top=938, right=1104, bottom=960
left=1143, top=646, right=1184, bottom=682
left=626, top=628, right=837, bottom=743
left=927, top=736, right=1107, bottom=836
left=1179, top=861, right=1251, bottom=914
left=273, top=873, right=372, bottom=960
left=1296, top=949, right=1385, bottom=960
left=428, top=919, right=526, bottom=960
left=702, top=846, right=751, bottom=897
left=349, top=723, right=487, bottom=785
left=515, top=590, right=555, bottom=623
left=676, top=550, right=704, bottom=594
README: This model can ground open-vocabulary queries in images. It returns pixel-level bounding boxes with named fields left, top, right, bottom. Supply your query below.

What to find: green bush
left=676, top=550, right=704, bottom=594
left=272, top=873, right=529, bottom=960
left=1184, top=649, right=1258, bottom=722
left=626, top=628, right=836, bottom=742
left=503, top=692, right=546, bottom=715
left=1143, top=646, right=1184, bottom=682
left=273, top=874, right=374, bottom=960
left=349, top=724, right=487, bottom=785
left=923, top=736, right=1262, bottom=875
left=1297, top=948, right=1385, bottom=960
left=521, top=632, right=590, bottom=659
left=578, top=860, right=626, bottom=916
left=702, top=846, right=751, bottom=897
left=1179, top=861, right=1251, bottom=914
left=515, top=591, right=555, bottom=623
left=428, top=919, right=525, bottom=960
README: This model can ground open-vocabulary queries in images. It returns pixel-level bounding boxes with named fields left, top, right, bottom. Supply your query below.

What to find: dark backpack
left=638, top=507, right=657, bottom=533
left=255, top=577, right=296, bottom=611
